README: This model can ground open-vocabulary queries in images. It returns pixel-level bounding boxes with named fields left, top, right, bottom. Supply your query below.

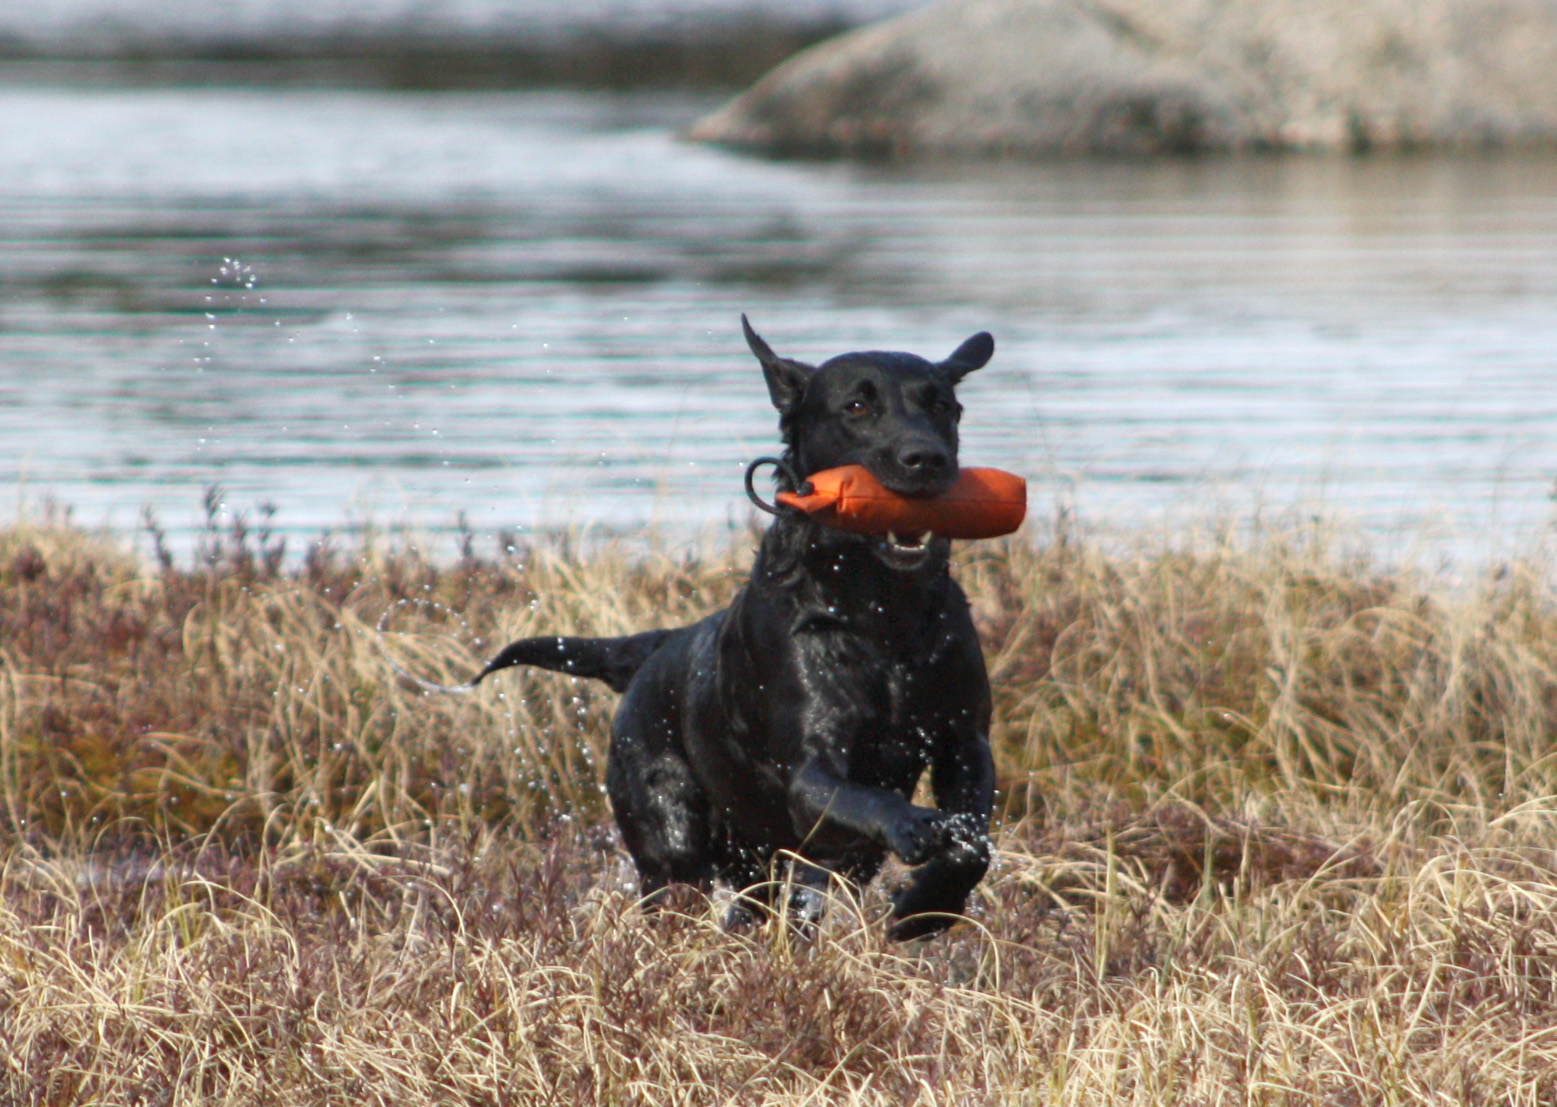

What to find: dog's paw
left=937, top=812, right=992, bottom=865
left=887, top=873, right=967, bottom=941
left=886, top=907, right=958, bottom=943
left=886, top=807, right=950, bottom=866
left=722, top=900, right=764, bottom=932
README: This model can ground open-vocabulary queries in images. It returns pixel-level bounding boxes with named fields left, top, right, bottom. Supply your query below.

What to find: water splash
left=371, top=597, right=479, bottom=696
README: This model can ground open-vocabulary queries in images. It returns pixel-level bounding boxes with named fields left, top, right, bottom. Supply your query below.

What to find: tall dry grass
left=4, top=508, right=1557, bottom=1104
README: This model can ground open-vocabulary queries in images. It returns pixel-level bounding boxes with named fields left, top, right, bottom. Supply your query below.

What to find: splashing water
left=372, top=597, right=479, bottom=696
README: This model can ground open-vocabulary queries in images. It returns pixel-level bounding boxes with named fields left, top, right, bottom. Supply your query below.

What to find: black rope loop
left=744, top=456, right=806, bottom=516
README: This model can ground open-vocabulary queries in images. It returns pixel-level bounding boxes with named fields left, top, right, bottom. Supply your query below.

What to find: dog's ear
left=939, top=332, right=994, bottom=383
left=743, top=314, right=814, bottom=414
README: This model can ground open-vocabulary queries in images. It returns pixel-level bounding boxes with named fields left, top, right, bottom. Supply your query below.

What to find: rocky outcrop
left=689, top=0, right=1557, bottom=157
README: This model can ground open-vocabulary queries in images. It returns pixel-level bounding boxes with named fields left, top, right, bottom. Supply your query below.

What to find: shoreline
left=0, top=17, right=856, bottom=92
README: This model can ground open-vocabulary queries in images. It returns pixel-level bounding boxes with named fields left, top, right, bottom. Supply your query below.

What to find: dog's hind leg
left=605, top=680, right=715, bottom=906
left=608, top=747, right=714, bottom=903
left=719, top=849, right=849, bottom=934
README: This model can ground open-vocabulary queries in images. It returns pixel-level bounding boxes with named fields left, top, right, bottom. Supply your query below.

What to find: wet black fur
left=476, top=316, right=997, bottom=940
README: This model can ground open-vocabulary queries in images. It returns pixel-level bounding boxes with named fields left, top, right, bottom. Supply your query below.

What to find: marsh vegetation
left=4, top=509, right=1557, bottom=1104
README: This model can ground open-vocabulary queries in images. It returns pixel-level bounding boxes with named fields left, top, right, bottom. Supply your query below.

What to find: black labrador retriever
left=475, top=317, right=996, bottom=939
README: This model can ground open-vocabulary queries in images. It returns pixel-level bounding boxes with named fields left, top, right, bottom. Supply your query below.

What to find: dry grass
left=4, top=508, right=1557, bottom=1104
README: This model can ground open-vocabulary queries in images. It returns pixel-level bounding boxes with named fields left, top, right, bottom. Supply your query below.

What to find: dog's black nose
left=897, top=443, right=951, bottom=476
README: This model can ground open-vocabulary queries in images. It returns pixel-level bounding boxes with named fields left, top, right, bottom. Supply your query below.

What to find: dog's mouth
left=875, top=530, right=935, bottom=571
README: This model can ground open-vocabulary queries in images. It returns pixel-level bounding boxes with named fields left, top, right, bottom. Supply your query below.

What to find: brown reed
left=4, top=509, right=1557, bottom=1104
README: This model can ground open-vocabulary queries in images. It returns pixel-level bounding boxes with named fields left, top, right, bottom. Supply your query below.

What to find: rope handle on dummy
left=757, top=463, right=1026, bottom=540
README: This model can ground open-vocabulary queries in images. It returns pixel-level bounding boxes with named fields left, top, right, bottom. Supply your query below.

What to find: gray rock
left=688, top=0, right=1557, bottom=156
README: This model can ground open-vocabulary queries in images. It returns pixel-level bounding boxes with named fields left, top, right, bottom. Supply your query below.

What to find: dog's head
left=743, top=316, right=993, bottom=570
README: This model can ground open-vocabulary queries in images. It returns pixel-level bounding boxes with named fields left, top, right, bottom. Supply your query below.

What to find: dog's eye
left=844, top=399, right=872, bottom=416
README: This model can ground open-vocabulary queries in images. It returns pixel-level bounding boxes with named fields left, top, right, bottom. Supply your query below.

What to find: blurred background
left=3, top=0, right=1555, bottom=564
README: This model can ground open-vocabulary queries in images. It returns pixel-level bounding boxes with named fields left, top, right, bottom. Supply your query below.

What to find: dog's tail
left=471, top=630, right=674, bottom=693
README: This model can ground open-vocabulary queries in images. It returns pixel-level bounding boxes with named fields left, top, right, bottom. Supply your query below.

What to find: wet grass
left=5, top=508, right=1557, bottom=1104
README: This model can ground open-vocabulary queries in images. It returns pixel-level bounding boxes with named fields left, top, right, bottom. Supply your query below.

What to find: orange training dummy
left=776, top=465, right=1026, bottom=540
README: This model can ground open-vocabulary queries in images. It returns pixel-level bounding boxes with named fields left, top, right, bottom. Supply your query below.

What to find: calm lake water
left=3, top=84, right=1556, bottom=563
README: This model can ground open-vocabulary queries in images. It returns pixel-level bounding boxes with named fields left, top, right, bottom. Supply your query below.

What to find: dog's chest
left=865, top=655, right=948, bottom=768
left=785, top=623, right=952, bottom=775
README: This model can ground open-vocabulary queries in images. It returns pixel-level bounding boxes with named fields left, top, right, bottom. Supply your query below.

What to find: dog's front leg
left=929, top=734, right=996, bottom=863
left=887, top=738, right=995, bottom=940
left=788, top=754, right=950, bottom=866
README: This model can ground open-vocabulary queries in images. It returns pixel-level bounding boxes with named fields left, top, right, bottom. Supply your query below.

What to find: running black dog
left=475, top=317, right=996, bottom=939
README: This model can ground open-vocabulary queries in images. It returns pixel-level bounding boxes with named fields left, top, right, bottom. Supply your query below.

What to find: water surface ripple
left=3, top=86, right=1555, bottom=562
